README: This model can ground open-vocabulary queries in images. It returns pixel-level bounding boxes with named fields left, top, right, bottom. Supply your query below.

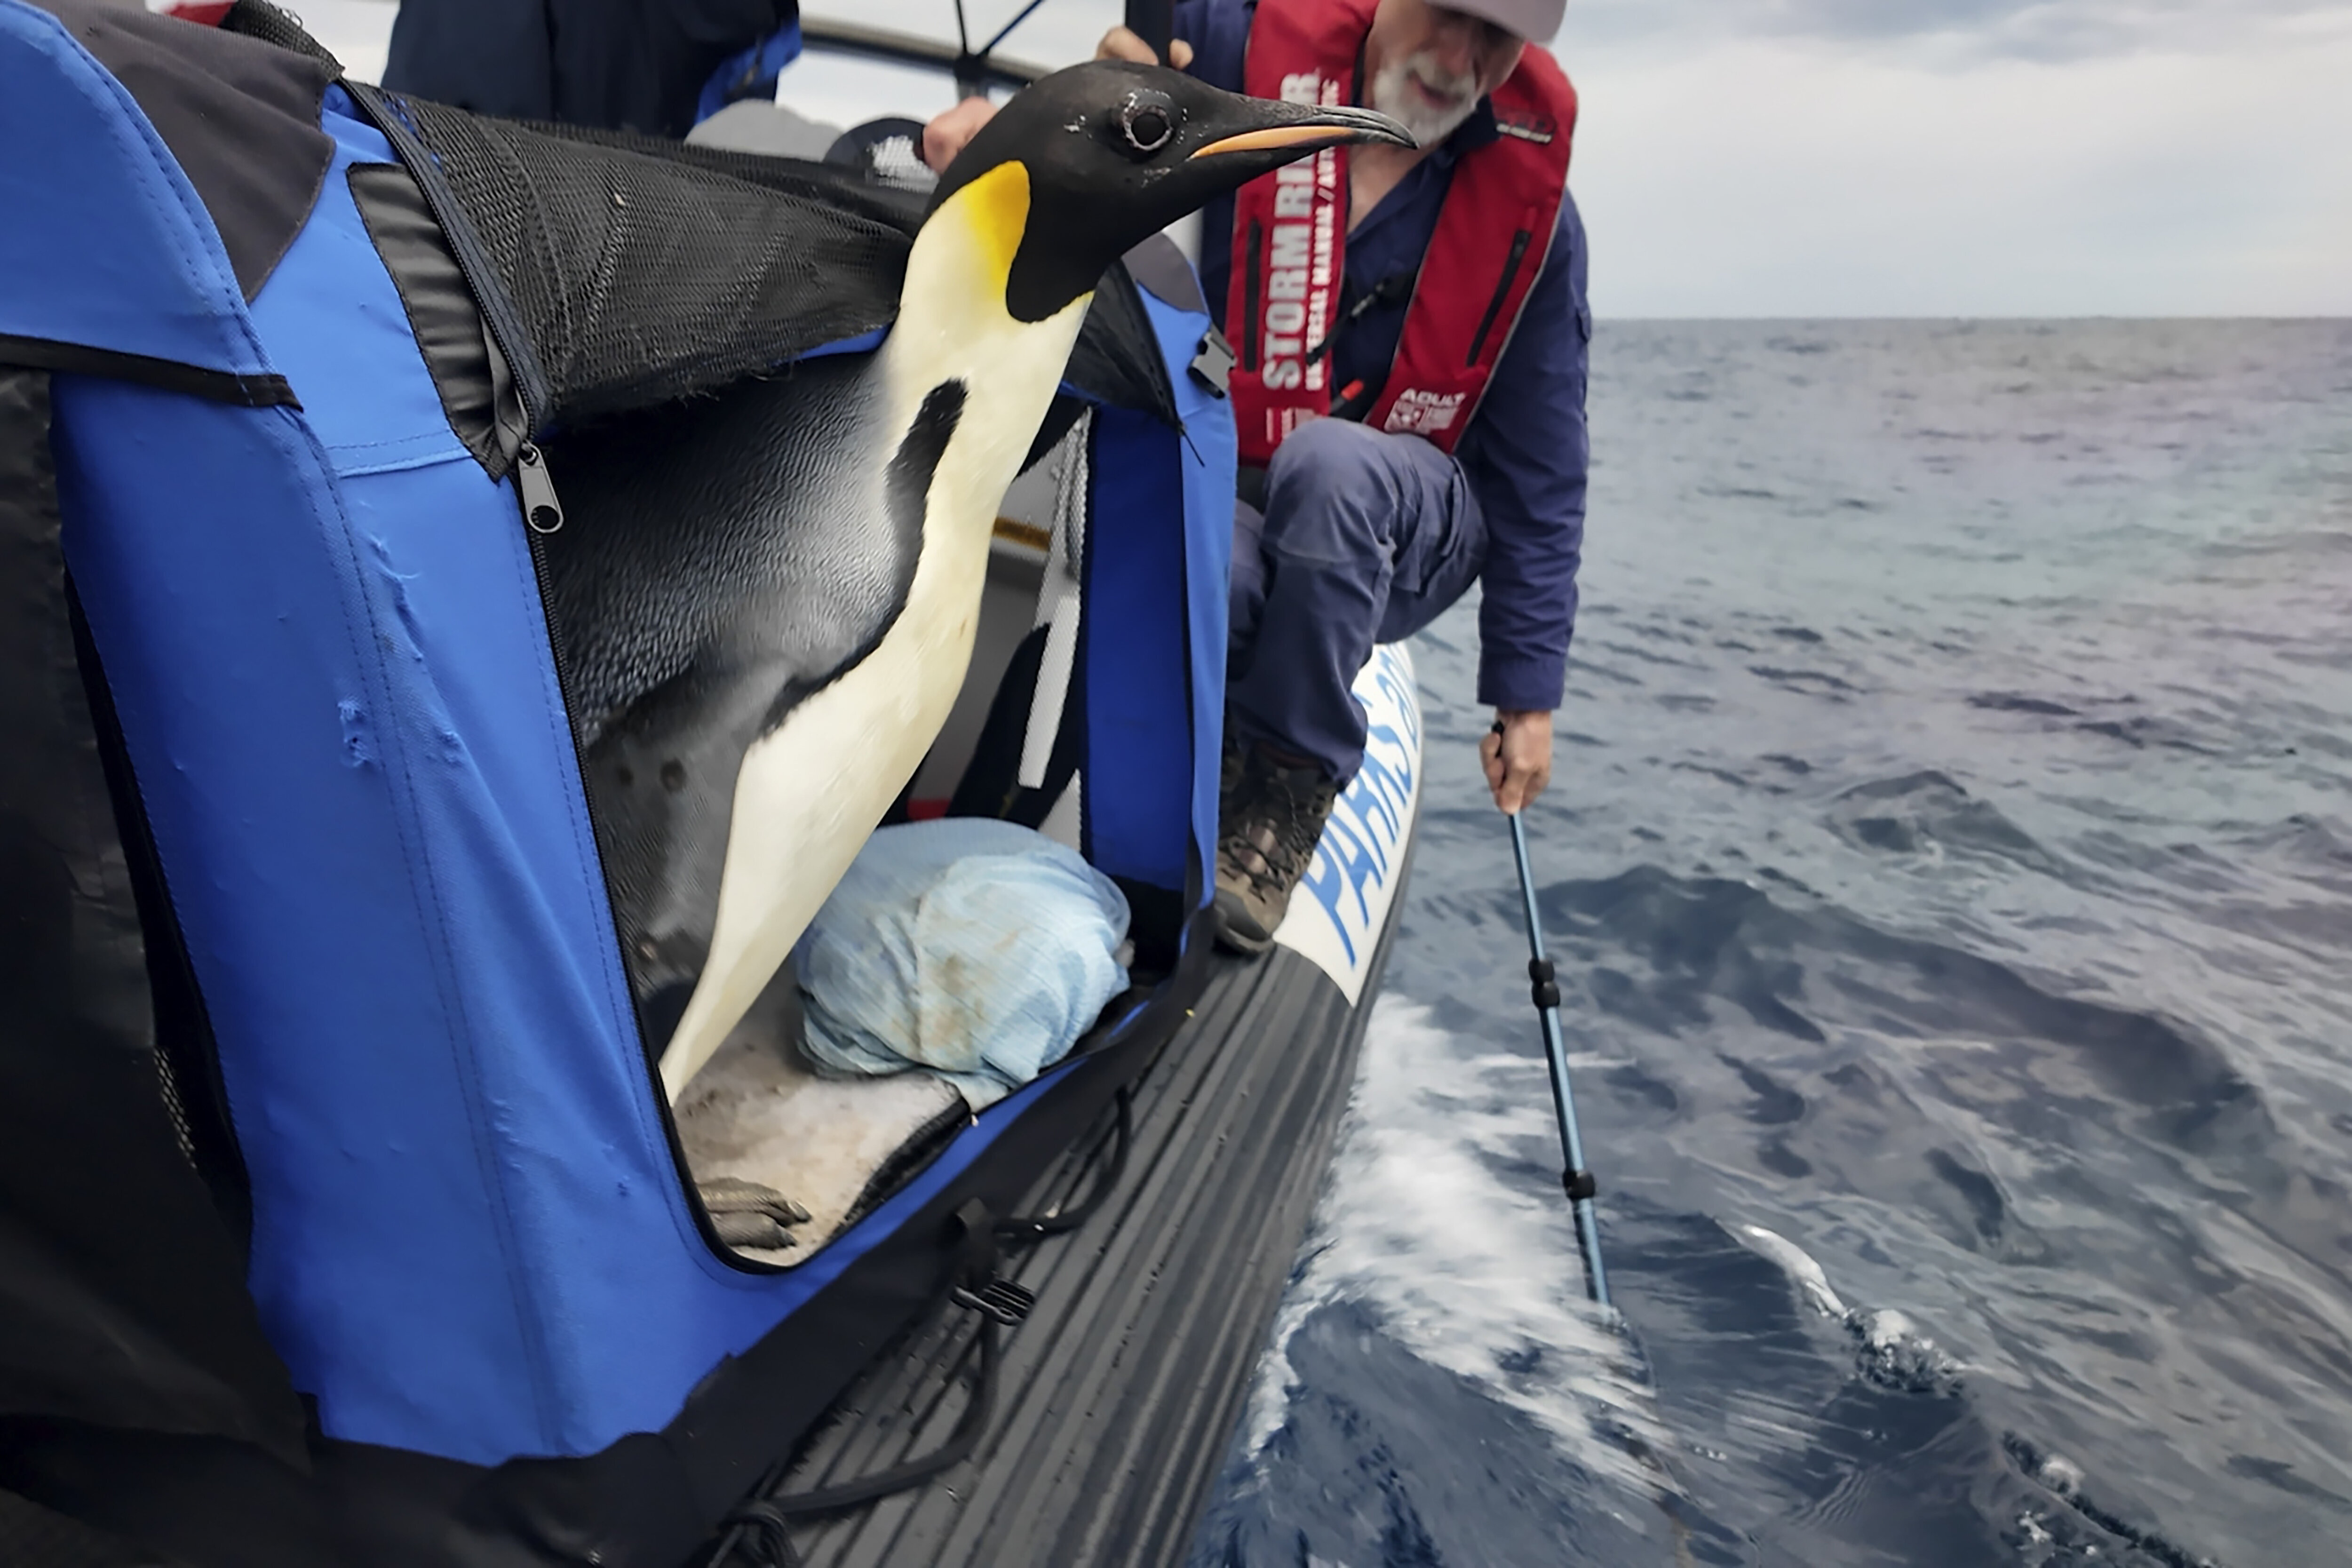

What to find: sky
left=302, top=0, right=2352, bottom=317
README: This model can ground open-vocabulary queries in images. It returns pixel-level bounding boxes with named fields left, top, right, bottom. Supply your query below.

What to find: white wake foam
left=1236, top=996, right=1672, bottom=1500
left=1735, top=1224, right=1850, bottom=1318
left=1729, top=1222, right=1965, bottom=1396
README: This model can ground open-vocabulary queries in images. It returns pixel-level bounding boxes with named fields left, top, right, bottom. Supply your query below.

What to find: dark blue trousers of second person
left=1227, top=418, right=1486, bottom=785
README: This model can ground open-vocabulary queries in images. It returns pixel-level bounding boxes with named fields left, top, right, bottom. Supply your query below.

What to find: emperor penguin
left=535, top=63, right=1410, bottom=1101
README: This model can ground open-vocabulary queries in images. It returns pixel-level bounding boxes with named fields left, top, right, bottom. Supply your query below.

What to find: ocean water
left=1189, top=320, right=2352, bottom=1568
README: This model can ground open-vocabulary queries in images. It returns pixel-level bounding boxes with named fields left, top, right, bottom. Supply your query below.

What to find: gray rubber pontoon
left=773, top=928, right=1409, bottom=1568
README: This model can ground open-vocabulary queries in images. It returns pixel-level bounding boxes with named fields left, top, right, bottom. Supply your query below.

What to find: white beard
left=1368, top=50, right=1482, bottom=148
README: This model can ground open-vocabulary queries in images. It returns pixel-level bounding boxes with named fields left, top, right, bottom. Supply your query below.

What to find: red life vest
left=1224, top=0, right=1576, bottom=464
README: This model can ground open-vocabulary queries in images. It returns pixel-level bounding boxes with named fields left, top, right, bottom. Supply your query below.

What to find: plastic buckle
left=1190, top=327, right=1235, bottom=398
left=952, top=1276, right=1036, bottom=1327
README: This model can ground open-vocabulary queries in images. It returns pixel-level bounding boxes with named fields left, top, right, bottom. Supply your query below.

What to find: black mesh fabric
left=208, top=2, right=1173, bottom=437
left=374, top=94, right=920, bottom=427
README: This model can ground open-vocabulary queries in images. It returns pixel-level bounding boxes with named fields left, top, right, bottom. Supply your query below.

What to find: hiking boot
left=1213, top=748, right=1339, bottom=955
left=1218, top=729, right=1246, bottom=805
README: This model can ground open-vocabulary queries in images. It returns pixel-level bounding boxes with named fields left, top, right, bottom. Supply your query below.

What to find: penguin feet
left=698, top=1177, right=813, bottom=1251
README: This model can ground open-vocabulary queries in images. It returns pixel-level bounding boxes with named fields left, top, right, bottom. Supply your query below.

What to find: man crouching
left=928, top=0, right=1590, bottom=954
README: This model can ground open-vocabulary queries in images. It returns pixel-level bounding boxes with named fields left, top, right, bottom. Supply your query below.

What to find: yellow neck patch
left=943, top=160, right=1031, bottom=296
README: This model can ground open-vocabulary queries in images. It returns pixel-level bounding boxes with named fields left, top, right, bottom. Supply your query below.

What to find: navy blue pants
left=1227, top=419, right=1486, bottom=785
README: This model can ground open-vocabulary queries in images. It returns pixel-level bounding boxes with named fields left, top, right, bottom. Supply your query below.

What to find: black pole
left=1125, top=0, right=1175, bottom=64
left=1507, top=811, right=1609, bottom=1306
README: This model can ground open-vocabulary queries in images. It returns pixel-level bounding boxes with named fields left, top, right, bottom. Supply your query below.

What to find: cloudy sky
left=309, top=0, right=2352, bottom=316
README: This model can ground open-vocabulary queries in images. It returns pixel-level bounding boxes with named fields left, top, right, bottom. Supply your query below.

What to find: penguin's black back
left=537, top=354, right=947, bottom=1035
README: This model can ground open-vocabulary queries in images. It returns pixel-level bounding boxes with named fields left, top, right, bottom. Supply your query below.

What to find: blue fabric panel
left=1082, top=286, right=1233, bottom=893
left=796, top=326, right=890, bottom=362
left=1162, top=298, right=1238, bottom=905
left=56, top=99, right=736, bottom=1464
left=48, top=88, right=1085, bottom=1465
left=693, top=20, right=804, bottom=128
left=1084, top=412, right=1187, bottom=889
left=0, top=1, right=274, bottom=377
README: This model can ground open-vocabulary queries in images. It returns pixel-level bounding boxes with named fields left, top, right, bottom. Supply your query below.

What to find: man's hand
left=1095, top=26, right=1194, bottom=68
left=1480, top=710, right=1554, bottom=815
left=921, top=95, right=1000, bottom=174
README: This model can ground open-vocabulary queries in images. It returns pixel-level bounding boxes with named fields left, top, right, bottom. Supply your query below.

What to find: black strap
left=701, top=1086, right=1134, bottom=1565
left=705, top=1210, right=1015, bottom=1568
left=995, top=1086, right=1132, bottom=1243
left=0, top=335, right=296, bottom=410
left=728, top=1321, right=1002, bottom=1524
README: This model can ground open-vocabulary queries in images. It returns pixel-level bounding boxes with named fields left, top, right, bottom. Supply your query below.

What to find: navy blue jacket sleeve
left=1457, top=190, right=1589, bottom=713
left=1170, top=0, right=1244, bottom=78
left=385, top=0, right=795, bottom=137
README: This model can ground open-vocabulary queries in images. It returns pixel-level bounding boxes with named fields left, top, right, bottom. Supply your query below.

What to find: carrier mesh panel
left=385, top=96, right=920, bottom=425
left=225, top=2, right=1174, bottom=432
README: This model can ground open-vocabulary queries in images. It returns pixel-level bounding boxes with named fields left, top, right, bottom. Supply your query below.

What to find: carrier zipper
left=506, top=443, right=800, bottom=1275
left=348, top=80, right=762, bottom=1272
left=515, top=441, right=564, bottom=533
left=1465, top=226, right=1533, bottom=368
left=1241, top=218, right=1263, bottom=372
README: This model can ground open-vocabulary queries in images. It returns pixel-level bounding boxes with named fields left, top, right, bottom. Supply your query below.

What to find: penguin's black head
left=928, top=61, right=1412, bottom=324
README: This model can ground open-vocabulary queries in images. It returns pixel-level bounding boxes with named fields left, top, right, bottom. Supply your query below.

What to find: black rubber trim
left=69, top=579, right=251, bottom=1257
left=0, top=366, right=310, bottom=1474
left=0, top=336, right=297, bottom=410
left=346, top=162, right=524, bottom=472
left=834, top=1098, right=975, bottom=1240
left=342, top=82, right=554, bottom=458
left=33, top=0, right=335, bottom=301
left=1120, top=232, right=1208, bottom=316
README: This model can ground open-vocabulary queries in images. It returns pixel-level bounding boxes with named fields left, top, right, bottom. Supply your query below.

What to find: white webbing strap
left=1018, top=413, right=1089, bottom=791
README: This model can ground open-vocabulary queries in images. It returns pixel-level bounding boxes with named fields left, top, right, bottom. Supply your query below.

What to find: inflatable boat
left=0, top=5, right=1420, bottom=1564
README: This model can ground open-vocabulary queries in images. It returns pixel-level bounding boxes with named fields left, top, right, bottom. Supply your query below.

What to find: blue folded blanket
left=793, top=818, right=1132, bottom=1107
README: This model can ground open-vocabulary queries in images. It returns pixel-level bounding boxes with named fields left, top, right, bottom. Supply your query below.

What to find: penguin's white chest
left=655, top=168, right=1090, bottom=1099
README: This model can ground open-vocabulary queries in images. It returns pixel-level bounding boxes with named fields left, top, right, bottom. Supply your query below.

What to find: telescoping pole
left=1125, top=0, right=1175, bottom=64
left=1507, top=810, right=1609, bottom=1306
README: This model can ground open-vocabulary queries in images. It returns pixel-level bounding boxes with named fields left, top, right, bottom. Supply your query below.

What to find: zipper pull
left=516, top=441, right=564, bottom=534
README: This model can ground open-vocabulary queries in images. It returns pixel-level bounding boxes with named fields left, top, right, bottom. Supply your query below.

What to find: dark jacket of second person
left=383, top=0, right=796, bottom=139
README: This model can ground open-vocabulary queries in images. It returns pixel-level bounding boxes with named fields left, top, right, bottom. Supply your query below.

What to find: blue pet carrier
left=0, top=1, right=1235, bottom=1560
